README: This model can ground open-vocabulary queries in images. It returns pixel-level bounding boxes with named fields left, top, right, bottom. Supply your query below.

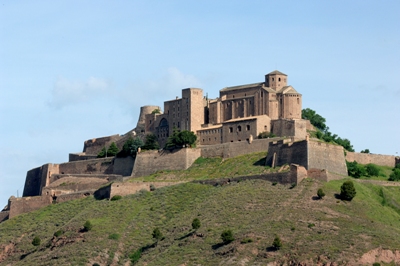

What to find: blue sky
left=1, top=1, right=399, bottom=206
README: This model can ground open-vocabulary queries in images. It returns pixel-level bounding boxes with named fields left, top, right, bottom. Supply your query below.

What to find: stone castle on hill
left=1, top=70, right=398, bottom=223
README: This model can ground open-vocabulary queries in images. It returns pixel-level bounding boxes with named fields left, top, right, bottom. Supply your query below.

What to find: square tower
left=265, top=70, right=287, bottom=91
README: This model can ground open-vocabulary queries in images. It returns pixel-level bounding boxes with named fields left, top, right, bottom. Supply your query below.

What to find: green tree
left=221, top=229, right=234, bottom=244
left=346, top=161, right=366, bottom=178
left=32, top=236, right=41, bottom=246
left=302, top=108, right=327, bottom=131
left=165, top=129, right=197, bottom=149
left=107, top=142, right=119, bottom=156
left=388, top=168, right=400, bottom=181
left=119, top=137, right=144, bottom=157
left=366, top=164, right=380, bottom=177
left=340, top=181, right=356, bottom=201
left=360, top=149, right=370, bottom=153
left=272, top=235, right=282, bottom=250
left=152, top=227, right=163, bottom=243
left=142, top=134, right=159, bottom=150
left=151, top=108, right=161, bottom=114
left=83, top=220, right=93, bottom=232
left=192, top=218, right=201, bottom=231
left=317, top=188, right=325, bottom=199
left=97, top=147, right=107, bottom=158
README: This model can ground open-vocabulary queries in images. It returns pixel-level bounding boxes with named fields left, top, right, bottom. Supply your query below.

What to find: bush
left=53, top=230, right=64, bottom=237
left=32, top=236, right=41, bottom=246
left=240, top=238, right=253, bottom=244
left=110, top=195, right=122, bottom=201
left=149, top=184, right=156, bottom=191
left=388, top=168, right=400, bottom=181
left=372, top=263, right=381, bottom=266
left=108, top=233, right=120, bottom=240
left=340, top=181, right=356, bottom=201
left=93, top=263, right=100, bottom=266
left=152, top=228, right=163, bottom=242
left=346, top=161, right=366, bottom=178
left=258, top=131, right=276, bottom=139
left=366, top=164, right=380, bottom=177
left=129, top=248, right=142, bottom=264
left=118, top=137, right=144, bottom=157
left=221, top=229, right=234, bottom=244
left=165, top=128, right=197, bottom=149
left=192, top=218, right=201, bottom=230
left=272, top=235, right=282, bottom=250
left=83, top=220, right=93, bottom=232
left=317, top=188, right=325, bottom=199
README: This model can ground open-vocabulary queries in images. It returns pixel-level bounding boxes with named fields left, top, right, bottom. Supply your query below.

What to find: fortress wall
left=83, top=134, right=121, bottom=155
left=265, top=140, right=308, bottom=168
left=56, top=192, right=90, bottom=203
left=69, top=153, right=97, bottom=162
left=345, top=152, right=396, bottom=167
left=308, top=141, right=347, bottom=176
left=200, top=138, right=273, bottom=159
left=23, top=163, right=59, bottom=197
left=131, top=148, right=201, bottom=177
left=58, top=157, right=114, bottom=175
left=8, top=196, right=52, bottom=219
left=112, top=156, right=135, bottom=176
left=271, top=119, right=306, bottom=139
left=109, top=182, right=182, bottom=198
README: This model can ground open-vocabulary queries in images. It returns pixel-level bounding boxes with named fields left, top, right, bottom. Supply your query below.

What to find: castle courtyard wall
left=345, top=152, right=397, bottom=168
left=131, top=148, right=201, bottom=177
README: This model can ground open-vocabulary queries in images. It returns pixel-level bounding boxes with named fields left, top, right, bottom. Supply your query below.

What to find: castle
left=143, top=70, right=305, bottom=147
left=1, top=70, right=398, bottom=223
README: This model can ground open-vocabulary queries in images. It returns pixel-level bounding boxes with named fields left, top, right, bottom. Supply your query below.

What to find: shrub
left=240, top=238, right=253, bottom=244
left=93, top=263, right=100, bottom=266
left=308, top=223, right=315, bottom=228
left=258, top=131, right=276, bottom=139
left=317, top=188, right=325, bottom=199
left=272, top=235, right=282, bottom=250
left=221, top=229, right=234, bottom=244
left=97, top=147, right=107, bottom=158
left=110, top=195, right=122, bottom=201
left=83, top=220, right=93, bottom=232
left=129, top=248, right=142, bottom=264
left=389, top=168, right=400, bottom=181
left=289, top=183, right=296, bottom=189
left=340, top=181, right=356, bottom=201
left=372, top=263, right=381, bottom=266
left=118, top=137, right=144, bottom=157
left=346, top=161, right=366, bottom=178
left=366, top=164, right=380, bottom=177
left=192, top=218, right=201, bottom=231
left=108, top=233, right=120, bottom=240
left=152, top=228, right=163, bottom=242
left=165, top=128, right=197, bottom=148
left=272, top=182, right=277, bottom=186
left=107, top=142, right=119, bottom=156
left=53, top=230, right=64, bottom=237
left=149, top=184, right=156, bottom=191
left=32, top=236, right=41, bottom=246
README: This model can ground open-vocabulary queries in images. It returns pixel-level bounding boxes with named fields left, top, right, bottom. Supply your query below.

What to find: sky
left=0, top=0, right=399, bottom=206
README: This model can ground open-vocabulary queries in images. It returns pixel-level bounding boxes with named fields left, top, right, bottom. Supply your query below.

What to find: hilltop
left=1, top=153, right=400, bottom=265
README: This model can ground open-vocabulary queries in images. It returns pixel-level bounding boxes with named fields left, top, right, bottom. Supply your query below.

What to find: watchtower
left=265, top=70, right=287, bottom=91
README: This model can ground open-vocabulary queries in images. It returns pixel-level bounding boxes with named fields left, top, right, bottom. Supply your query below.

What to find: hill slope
left=1, top=177, right=400, bottom=265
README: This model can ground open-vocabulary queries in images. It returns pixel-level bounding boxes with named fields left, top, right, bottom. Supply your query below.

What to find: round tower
left=135, top=105, right=161, bottom=133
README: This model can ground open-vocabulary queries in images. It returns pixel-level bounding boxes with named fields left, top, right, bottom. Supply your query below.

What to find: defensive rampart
left=8, top=196, right=52, bottom=219
left=200, top=138, right=277, bottom=159
left=266, top=139, right=348, bottom=177
left=83, top=134, right=121, bottom=155
left=345, top=152, right=397, bottom=167
left=131, top=148, right=201, bottom=177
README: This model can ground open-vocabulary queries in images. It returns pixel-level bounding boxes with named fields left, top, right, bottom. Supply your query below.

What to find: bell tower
left=265, top=70, right=287, bottom=91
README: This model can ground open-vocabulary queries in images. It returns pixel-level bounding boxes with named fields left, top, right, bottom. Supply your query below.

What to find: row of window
left=199, top=129, right=221, bottom=135
left=229, top=125, right=251, bottom=133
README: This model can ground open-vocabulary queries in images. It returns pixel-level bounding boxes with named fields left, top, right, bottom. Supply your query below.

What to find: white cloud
left=48, top=76, right=112, bottom=109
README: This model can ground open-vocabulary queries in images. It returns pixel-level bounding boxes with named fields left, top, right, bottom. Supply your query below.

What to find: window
left=264, top=125, right=267, bottom=130
left=238, top=126, right=242, bottom=132
left=278, top=77, right=281, bottom=81
left=246, top=125, right=250, bottom=131
left=297, top=98, right=299, bottom=104
left=178, top=122, right=180, bottom=128
left=229, top=127, right=233, bottom=133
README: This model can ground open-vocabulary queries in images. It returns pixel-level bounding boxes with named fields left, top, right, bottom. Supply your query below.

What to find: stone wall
left=346, top=152, right=397, bottom=167
left=112, top=156, right=135, bottom=176
left=59, top=158, right=114, bottom=175
left=8, top=196, right=52, bottom=218
left=131, top=148, right=201, bottom=177
left=271, top=119, right=306, bottom=139
left=194, top=164, right=307, bottom=185
left=69, top=153, right=97, bottom=162
left=0, top=211, right=9, bottom=222
left=200, top=138, right=276, bottom=159
left=308, top=141, right=347, bottom=176
left=266, top=140, right=308, bottom=168
left=56, top=192, right=91, bottom=203
left=83, top=134, right=121, bottom=155
left=109, top=182, right=182, bottom=198
left=23, top=163, right=59, bottom=197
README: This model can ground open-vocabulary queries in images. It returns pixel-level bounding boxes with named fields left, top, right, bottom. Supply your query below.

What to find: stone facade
left=142, top=71, right=305, bottom=147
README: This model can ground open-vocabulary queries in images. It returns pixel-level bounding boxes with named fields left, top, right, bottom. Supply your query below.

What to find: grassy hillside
left=1, top=176, right=400, bottom=265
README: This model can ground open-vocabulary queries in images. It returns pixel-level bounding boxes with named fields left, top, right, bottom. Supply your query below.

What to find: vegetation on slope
left=1, top=178, right=400, bottom=265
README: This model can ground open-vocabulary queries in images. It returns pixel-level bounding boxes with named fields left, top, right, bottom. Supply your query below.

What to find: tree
left=388, top=168, right=400, bottom=181
left=221, top=229, right=234, bottom=244
left=142, top=134, right=159, bottom=150
left=360, top=149, right=370, bottom=153
left=301, top=108, right=327, bottom=131
left=165, top=129, right=197, bottom=149
left=119, top=137, right=144, bottom=157
left=152, top=227, right=163, bottom=243
left=97, top=147, right=107, bottom=158
left=366, top=164, right=380, bottom=177
left=317, top=188, right=325, bottom=199
left=107, top=142, right=119, bottom=156
left=272, top=235, right=282, bottom=250
left=192, top=218, right=201, bottom=231
left=83, top=220, right=93, bottom=232
left=151, top=108, right=161, bottom=114
left=346, top=161, right=366, bottom=178
left=340, top=181, right=356, bottom=201
left=32, top=236, right=41, bottom=246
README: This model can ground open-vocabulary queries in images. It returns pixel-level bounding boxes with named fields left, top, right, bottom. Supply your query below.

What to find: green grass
left=1, top=178, right=400, bottom=265
left=135, top=152, right=279, bottom=182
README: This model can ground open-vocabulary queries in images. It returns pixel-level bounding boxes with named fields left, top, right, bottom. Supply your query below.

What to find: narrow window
left=229, top=127, right=233, bottom=133
left=238, top=126, right=242, bottom=132
left=246, top=125, right=250, bottom=131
